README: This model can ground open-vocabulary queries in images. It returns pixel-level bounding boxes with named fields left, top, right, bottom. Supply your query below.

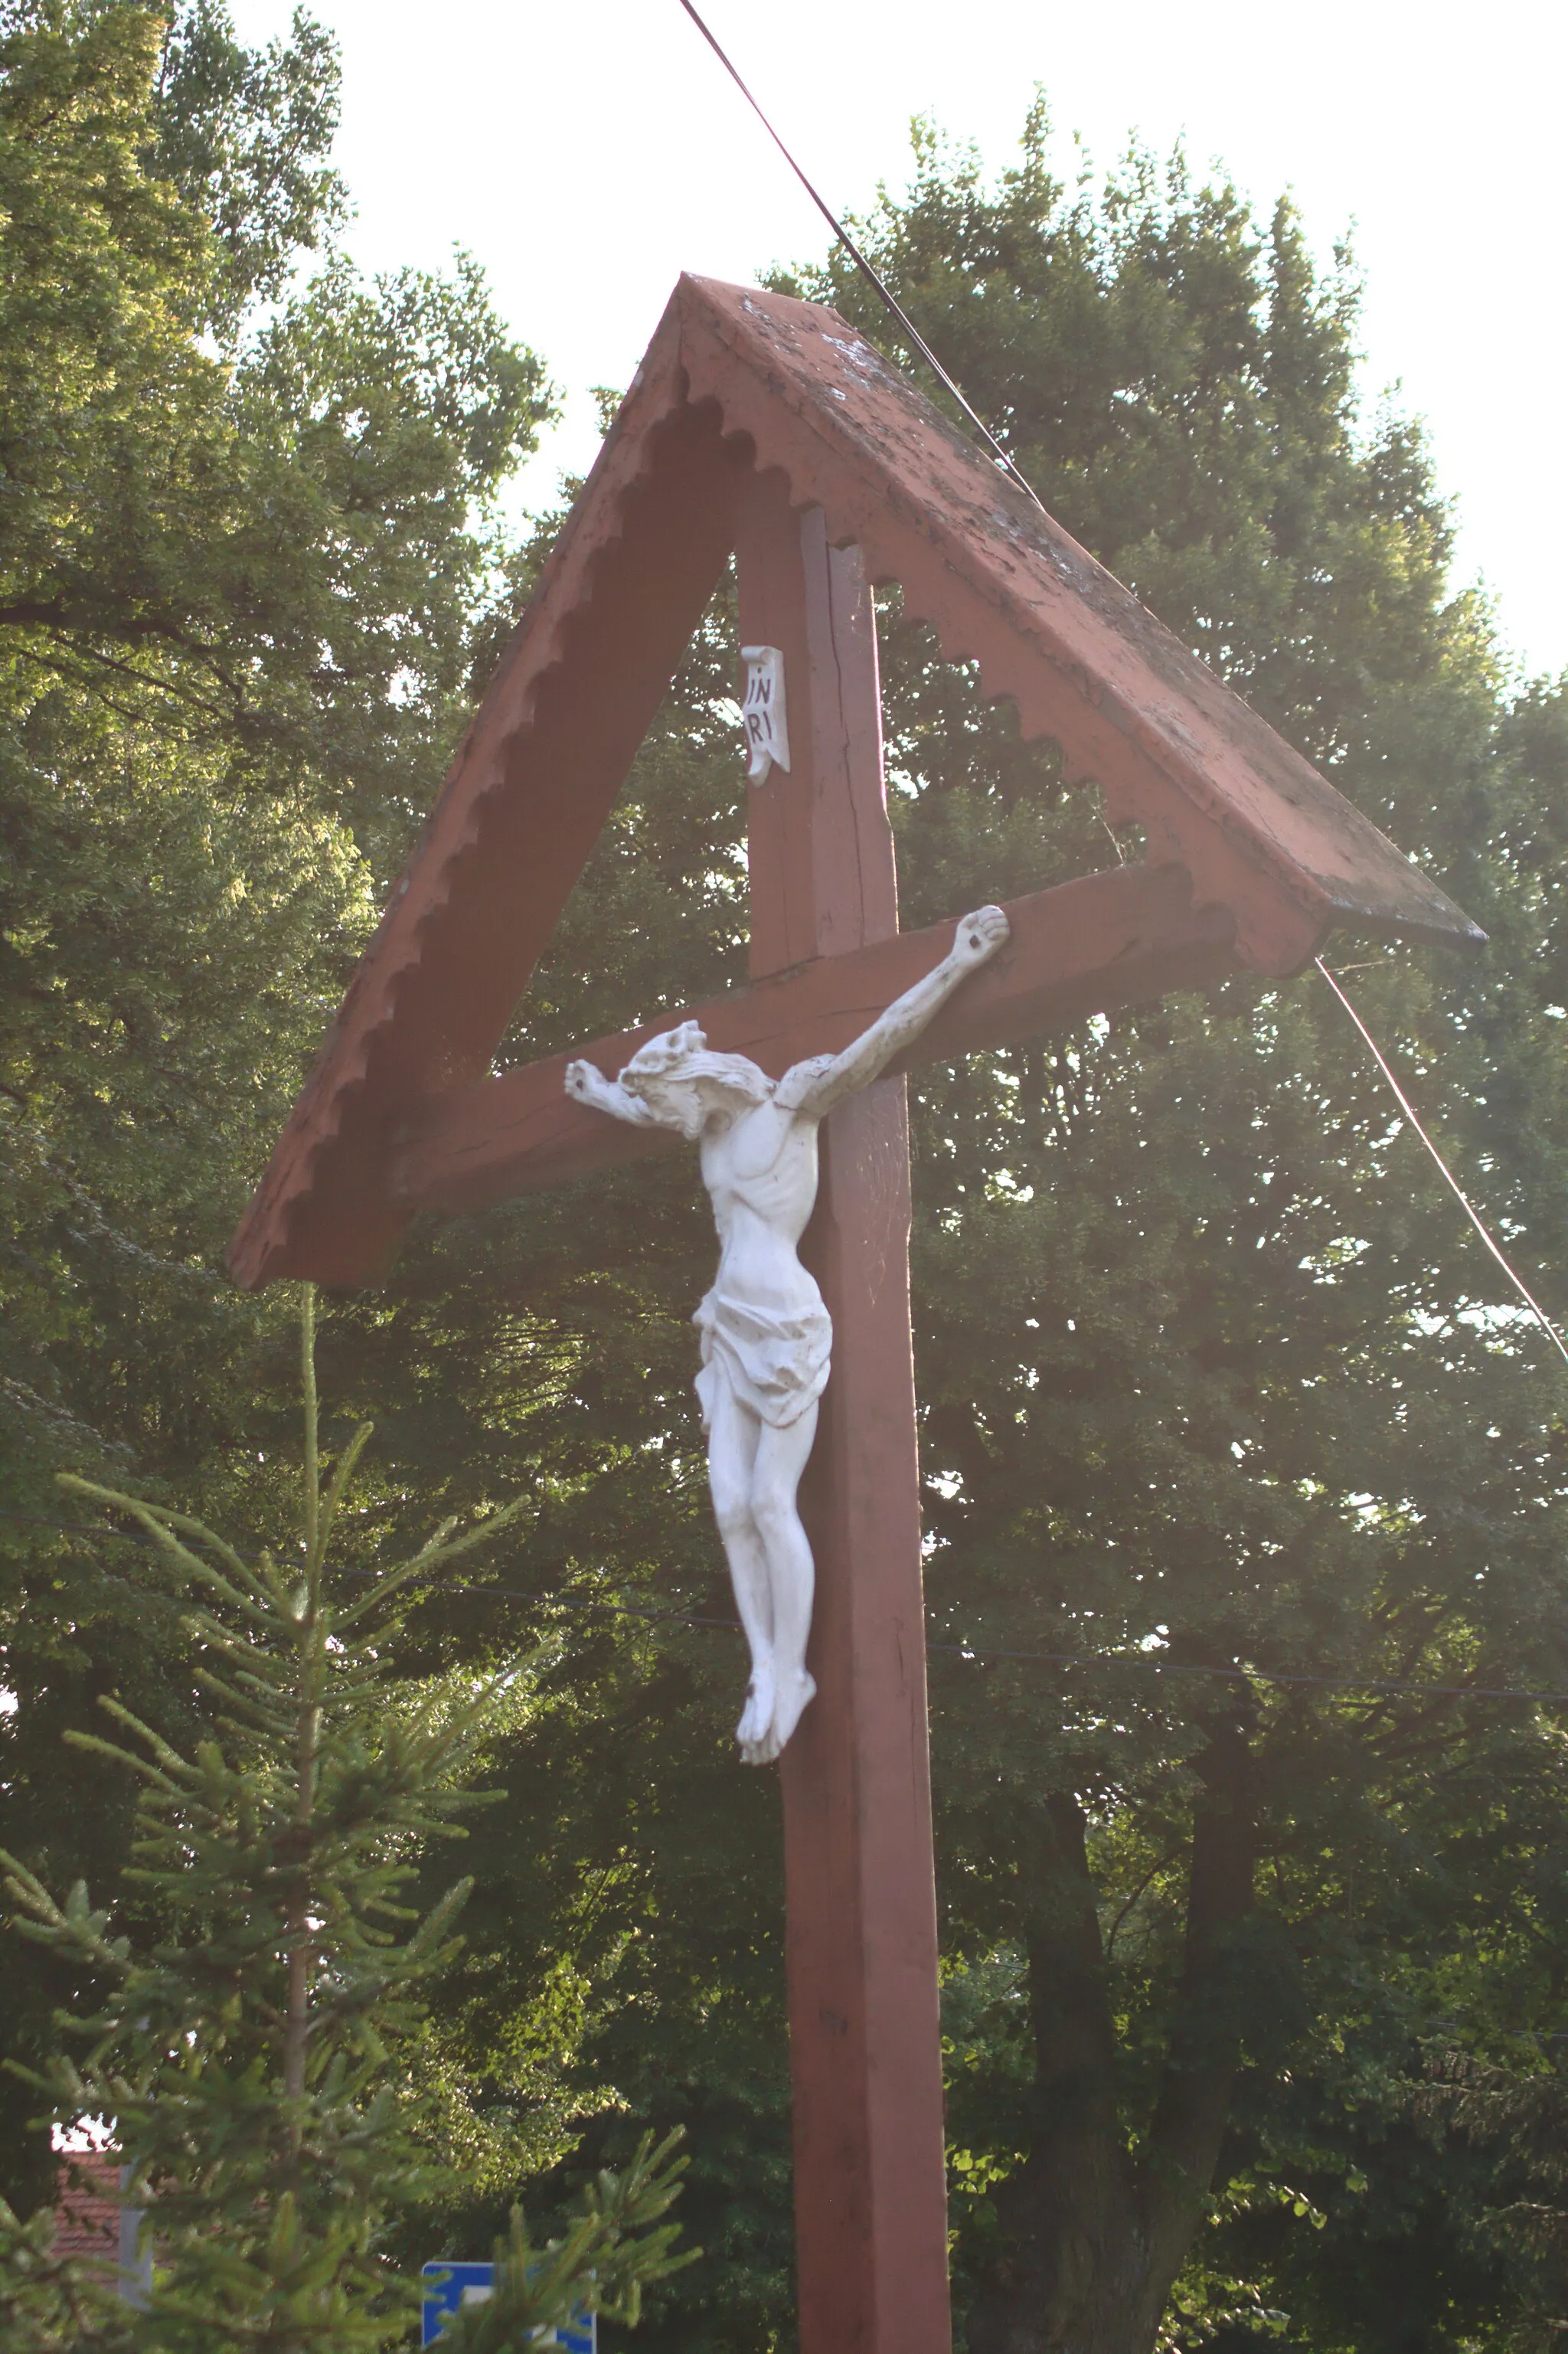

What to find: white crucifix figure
left=565, top=902, right=1010, bottom=1764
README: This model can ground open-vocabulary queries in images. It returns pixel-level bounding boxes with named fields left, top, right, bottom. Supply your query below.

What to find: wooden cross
left=230, top=279, right=1481, bottom=2354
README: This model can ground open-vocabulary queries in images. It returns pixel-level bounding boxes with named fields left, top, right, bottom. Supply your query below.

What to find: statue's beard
left=620, top=1032, right=774, bottom=1138
left=632, top=1076, right=762, bottom=1138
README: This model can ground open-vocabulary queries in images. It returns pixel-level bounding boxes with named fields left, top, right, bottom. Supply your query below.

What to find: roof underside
left=227, top=274, right=1481, bottom=1290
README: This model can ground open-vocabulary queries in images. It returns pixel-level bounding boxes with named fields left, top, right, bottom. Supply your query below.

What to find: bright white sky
left=232, top=0, right=1566, bottom=680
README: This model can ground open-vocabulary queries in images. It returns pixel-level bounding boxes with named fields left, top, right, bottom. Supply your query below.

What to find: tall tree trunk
left=965, top=1708, right=1256, bottom=2354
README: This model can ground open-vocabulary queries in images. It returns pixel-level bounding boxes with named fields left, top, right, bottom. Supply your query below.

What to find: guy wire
left=670, top=0, right=1568, bottom=1394
left=672, top=0, right=1047, bottom=517
left=8, top=44, right=1565, bottom=1728
left=674, top=3, right=1568, bottom=1380
left=1316, top=958, right=1568, bottom=1374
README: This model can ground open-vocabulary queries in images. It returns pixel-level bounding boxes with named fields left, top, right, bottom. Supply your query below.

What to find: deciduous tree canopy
left=4, top=19, right=1568, bottom=2354
left=0, top=0, right=551, bottom=2219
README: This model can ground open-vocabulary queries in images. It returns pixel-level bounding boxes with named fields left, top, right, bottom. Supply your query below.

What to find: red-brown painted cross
left=229, top=279, right=1481, bottom=2354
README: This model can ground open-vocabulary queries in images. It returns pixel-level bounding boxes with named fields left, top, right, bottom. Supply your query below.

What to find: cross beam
left=382, top=492, right=1247, bottom=2354
left=388, top=860, right=1238, bottom=1215
left=377, top=492, right=1244, bottom=2354
left=735, top=476, right=944, bottom=2354
left=225, top=283, right=1487, bottom=2354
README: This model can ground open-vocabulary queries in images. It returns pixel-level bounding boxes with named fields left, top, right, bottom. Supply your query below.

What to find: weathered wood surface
left=227, top=274, right=1479, bottom=1295
left=227, top=393, right=742, bottom=1290
left=671, top=278, right=1482, bottom=969
left=738, top=468, right=951, bottom=2353
left=388, top=860, right=1236, bottom=1214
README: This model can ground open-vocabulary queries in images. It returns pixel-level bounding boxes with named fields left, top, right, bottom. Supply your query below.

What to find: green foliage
left=5, top=22, right=1568, bottom=2352
left=0, top=0, right=550, bottom=2214
left=153, top=0, right=348, bottom=335
left=0, top=0, right=553, bottom=799
left=408, top=113, right=1568, bottom=2354
left=769, top=108, right=1568, bottom=2354
left=2, top=1290, right=518, bottom=2343
left=432, top=2132, right=694, bottom=2351
left=1407, top=2051, right=1568, bottom=2354
left=1, top=1291, right=689, bottom=2348
left=0, top=2184, right=137, bottom=2352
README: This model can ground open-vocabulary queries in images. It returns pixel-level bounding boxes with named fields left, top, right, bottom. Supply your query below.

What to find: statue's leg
left=750, top=1401, right=820, bottom=1760
left=705, top=1376, right=775, bottom=1756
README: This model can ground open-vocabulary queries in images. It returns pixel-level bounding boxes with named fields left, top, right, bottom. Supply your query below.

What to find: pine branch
left=2, top=1287, right=689, bottom=2343
left=58, top=1473, right=270, bottom=1613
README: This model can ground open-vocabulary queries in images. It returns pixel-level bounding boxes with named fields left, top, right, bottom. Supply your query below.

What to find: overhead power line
left=672, top=0, right=1047, bottom=517
left=672, top=2, right=1568, bottom=1398
left=1316, top=960, right=1568, bottom=1375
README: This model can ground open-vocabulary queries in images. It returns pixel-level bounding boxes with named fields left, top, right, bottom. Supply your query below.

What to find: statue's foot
left=736, top=1664, right=776, bottom=1757
left=768, top=1669, right=818, bottom=1757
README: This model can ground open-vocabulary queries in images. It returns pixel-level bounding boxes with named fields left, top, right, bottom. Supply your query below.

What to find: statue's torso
left=701, top=1099, right=822, bottom=1313
left=694, top=1096, right=830, bottom=1428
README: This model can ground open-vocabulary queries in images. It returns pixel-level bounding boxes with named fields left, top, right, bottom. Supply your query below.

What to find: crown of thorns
left=619, top=1023, right=772, bottom=1100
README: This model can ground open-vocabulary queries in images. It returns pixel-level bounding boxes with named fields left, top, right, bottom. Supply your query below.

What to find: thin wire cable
left=1316, top=958, right=1568, bottom=1374
left=8, top=1511, right=1566, bottom=1706
left=672, top=0, right=1047, bottom=518
left=674, top=5, right=1560, bottom=1378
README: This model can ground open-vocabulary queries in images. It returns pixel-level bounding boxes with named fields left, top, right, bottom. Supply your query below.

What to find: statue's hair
left=619, top=1022, right=772, bottom=1105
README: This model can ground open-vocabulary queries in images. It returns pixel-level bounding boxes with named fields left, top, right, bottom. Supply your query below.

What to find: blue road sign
left=420, top=2262, right=595, bottom=2350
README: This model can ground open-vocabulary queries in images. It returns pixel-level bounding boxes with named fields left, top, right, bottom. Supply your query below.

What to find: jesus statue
left=566, top=904, right=1011, bottom=1764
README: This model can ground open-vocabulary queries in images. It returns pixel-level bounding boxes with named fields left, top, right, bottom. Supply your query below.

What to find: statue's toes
left=766, top=1672, right=818, bottom=1756
left=737, top=1667, right=778, bottom=1752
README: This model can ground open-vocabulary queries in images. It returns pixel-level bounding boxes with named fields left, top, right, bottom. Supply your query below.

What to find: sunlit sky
left=232, top=0, right=1565, bottom=679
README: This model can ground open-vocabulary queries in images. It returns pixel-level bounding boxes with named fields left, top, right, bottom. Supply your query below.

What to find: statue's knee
left=752, top=1489, right=799, bottom=1549
left=712, top=1494, right=754, bottom=1545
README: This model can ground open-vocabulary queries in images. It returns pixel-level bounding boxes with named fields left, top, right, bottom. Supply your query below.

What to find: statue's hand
left=564, top=1058, right=606, bottom=1107
left=950, top=904, right=1010, bottom=967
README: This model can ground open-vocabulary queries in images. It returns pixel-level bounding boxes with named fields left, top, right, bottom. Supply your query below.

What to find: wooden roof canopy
left=228, top=273, right=1483, bottom=1293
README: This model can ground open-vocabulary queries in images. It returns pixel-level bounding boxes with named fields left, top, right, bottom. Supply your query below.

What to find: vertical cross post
left=736, top=469, right=951, bottom=2354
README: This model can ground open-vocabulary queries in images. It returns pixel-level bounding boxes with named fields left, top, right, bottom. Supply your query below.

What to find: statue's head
left=619, top=1022, right=773, bottom=1139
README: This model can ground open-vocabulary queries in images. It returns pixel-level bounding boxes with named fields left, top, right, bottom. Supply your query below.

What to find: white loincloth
left=692, top=1286, right=832, bottom=1430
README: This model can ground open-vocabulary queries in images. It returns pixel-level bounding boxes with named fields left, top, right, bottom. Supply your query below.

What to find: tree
left=8, top=31, right=1568, bottom=2353
left=0, top=1289, right=691, bottom=2349
left=785, top=112, right=1568, bottom=2354
left=0, top=0, right=552, bottom=2214
left=0, top=0, right=550, bottom=822
left=381, top=114, right=1568, bottom=2354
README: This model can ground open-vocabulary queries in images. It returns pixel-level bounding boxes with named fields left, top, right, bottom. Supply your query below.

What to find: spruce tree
left=0, top=1290, right=691, bottom=2349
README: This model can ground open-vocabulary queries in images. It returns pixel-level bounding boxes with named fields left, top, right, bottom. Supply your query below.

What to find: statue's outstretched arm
left=782, top=906, right=1011, bottom=1119
left=564, top=1058, right=662, bottom=1128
